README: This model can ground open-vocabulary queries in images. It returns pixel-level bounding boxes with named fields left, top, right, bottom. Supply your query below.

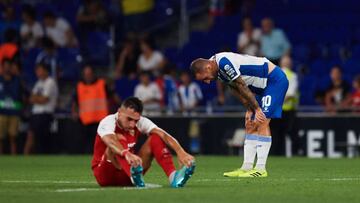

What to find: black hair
left=2, top=58, right=13, bottom=65
left=43, top=11, right=55, bottom=19
left=4, top=28, right=17, bottom=43
left=22, top=5, right=36, bottom=20
left=41, top=37, right=55, bottom=49
left=36, top=63, right=50, bottom=73
left=121, top=97, right=143, bottom=113
left=354, top=75, right=360, bottom=85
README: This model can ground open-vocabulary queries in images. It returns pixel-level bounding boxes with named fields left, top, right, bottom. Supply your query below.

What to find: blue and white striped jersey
left=211, top=52, right=271, bottom=94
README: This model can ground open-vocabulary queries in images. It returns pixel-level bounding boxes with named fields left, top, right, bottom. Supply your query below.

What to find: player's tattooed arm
left=229, top=77, right=259, bottom=112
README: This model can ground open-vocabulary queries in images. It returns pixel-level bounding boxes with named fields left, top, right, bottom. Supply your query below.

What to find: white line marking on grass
left=1, top=180, right=96, bottom=184
left=55, top=183, right=162, bottom=192
left=193, top=177, right=360, bottom=182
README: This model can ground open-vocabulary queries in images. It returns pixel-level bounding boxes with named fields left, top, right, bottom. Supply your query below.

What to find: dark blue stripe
left=240, top=63, right=269, bottom=78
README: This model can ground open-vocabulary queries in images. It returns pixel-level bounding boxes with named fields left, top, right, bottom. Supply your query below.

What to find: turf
left=0, top=156, right=359, bottom=203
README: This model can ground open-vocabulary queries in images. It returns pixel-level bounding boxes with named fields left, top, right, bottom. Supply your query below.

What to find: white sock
left=240, top=134, right=258, bottom=171
left=255, top=136, right=272, bottom=171
left=168, top=170, right=176, bottom=183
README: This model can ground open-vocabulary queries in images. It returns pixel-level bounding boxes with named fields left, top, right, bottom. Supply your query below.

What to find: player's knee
left=149, top=133, right=163, bottom=145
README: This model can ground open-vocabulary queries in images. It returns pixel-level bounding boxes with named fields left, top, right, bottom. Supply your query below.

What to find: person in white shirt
left=20, top=6, right=44, bottom=50
left=178, top=71, right=203, bottom=112
left=43, top=11, right=78, bottom=48
left=134, top=72, right=162, bottom=112
left=237, top=17, right=261, bottom=56
left=24, top=63, right=58, bottom=154
left=137, top=38, right=165, bottom=76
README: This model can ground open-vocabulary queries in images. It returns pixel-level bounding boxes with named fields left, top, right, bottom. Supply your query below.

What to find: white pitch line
left=193, top=177, right=360, bottom=182
left=1, top=180, right=96, bottom=184
left=55, top=183, right=162, bottom=192
left=2, top=177, right=359, bottom=186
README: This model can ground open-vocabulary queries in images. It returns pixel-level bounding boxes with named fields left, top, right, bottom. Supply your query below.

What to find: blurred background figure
left=350, top=75, right=360, bottom=112
left=178, top=71, right=203, bottom=113
left=137, top=38, right=165, bottom=77
left=35, top=37, right=60, bottom=79
left=42, top=11, right=78, bottom=48
left=271, top=55, right=300, bottom=156
left=260, top=17, right=291, bottom=65
left=20, top=5, right=43, bottom=51
left=72, top=65, right=109, bottom=153
left=115, top=37, right=139, bottom=78
left=0, top=59, right=24, bottom=155
left=24, top=63, right=58, bottom=154
left=324, top=66, right=351, bottom=113
left=0, top=29, right=19, bottom=64
left=237, top=17, right=261, bottom=56
left=0, top=5, right=20, bottom=43
left=120, top=0, right=154, bottom=33
left=134, top=71, right=162, bottom=114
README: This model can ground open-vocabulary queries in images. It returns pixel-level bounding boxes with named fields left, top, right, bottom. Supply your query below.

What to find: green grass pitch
left=0, top=156, right=359, bottom=203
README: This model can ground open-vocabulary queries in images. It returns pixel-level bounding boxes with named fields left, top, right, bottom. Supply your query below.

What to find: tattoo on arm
left=229, top=77, right=259, bottom=112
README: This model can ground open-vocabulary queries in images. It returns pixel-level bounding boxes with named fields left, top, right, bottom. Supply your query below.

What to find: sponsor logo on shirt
left=128, top=142, right=136, bottom=148
left=224, top=64, right=236, bottom=78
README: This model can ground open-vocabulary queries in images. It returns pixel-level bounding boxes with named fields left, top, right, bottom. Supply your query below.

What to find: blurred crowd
left=1, top=0, right=360, bottom=155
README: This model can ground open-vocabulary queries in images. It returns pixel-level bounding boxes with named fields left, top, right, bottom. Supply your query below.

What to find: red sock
left=149, top=133, right=176, bottom=177
left=115, top=139, right=131, bottom=177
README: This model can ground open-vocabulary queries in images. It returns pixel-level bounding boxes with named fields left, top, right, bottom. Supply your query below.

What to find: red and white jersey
left=91, top=113, right=157, bottom=169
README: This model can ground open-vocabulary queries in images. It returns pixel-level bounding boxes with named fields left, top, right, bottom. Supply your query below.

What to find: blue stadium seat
left=84, top=31, right=111, bottom=66
left=58, top=48, right=82, bottom=81
left=21, top=48, right=42, bottom=85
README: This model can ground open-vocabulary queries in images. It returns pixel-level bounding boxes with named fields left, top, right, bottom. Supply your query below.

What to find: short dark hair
left=121, top=97, right=143, bottom=113
left=36, top=63, right=50, bottom=73
left=189, top=58, right=206, bottom=77
left=43, top=11, right=55, bottom=19
left=354, top=75, right=360, bottom=85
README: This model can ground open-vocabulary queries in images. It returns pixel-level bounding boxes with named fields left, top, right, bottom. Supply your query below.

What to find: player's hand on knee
left=125, top=152, right=143, bottom=167
left=177, top=151, right=195, bottom=168
left=255, top=108, right=266, bottom=124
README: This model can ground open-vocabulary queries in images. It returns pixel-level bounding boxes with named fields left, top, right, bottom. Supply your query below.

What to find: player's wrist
left=120, top=149, right=130, bottom=157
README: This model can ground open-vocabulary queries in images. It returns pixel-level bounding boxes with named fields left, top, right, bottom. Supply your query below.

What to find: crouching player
left=92, top=97, right=195, bottom=187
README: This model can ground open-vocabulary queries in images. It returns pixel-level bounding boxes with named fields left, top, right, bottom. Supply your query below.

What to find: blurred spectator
left=351, top=75, right=360, bottom=112
left=154, top=68, right=179, bottom=112
left=76, top=0, right=110, bottom=32
left=72, top=65, right=109, bottom=153
left=237, top=17, right=261, bottom=55
left=208, top=0, right=241, bottom=28
left=35, top=37, right=60, bottom=79
left=271, top=56, right=301, bottom=156
left=178, top=71, right=203, bottom=113
left=324, top=66, right=351, bottom=113
left=134, top=71, right=162, bottom=113
left=20, top=5, right=44, bottom=50
left=42, top=11, right=78, bottom=48
left=0, top=28, right=19, bottom=64
left=260, top=17, right=291, bottom=65
left=138, top=38, right=165, bottom=76
left=0, top=6, right=20, bottom=42
left=24, top=63, right=58, bottom=154
left=120, top=0, right=154, bottom=33
left=0, top=59, right=24, bottom=155
left=115, top=38, right=139, bottom=77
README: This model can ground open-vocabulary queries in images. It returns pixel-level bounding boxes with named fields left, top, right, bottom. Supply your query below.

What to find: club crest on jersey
left=128, top=142, right=136, bottom=148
